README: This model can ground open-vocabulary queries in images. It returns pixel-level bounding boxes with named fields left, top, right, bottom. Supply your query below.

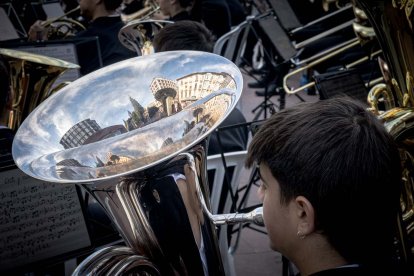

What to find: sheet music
left=18, top=44, right=81, bottom=85
left=0, top=7, right=19, bottom=41
left=0, top=169, right=91, bottom=271
left=42, top=2, right=65, bottom=19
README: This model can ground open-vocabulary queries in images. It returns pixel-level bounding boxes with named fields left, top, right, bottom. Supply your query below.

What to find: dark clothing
left=192, top=0, right=232, bottom=38
left=207, top=107, right=248, bottom=214
left=170, top=11, right=192, bottom=21
left=226, top=0, right=246, bottom=26
left=140, top=173, right=222, bottom=275
left=309, top=266, right=368, bottom=276
left=0, top=127, right=15, bottom=171
left=191, top=0, right=247, bottom=39
left=207, top=108, right=248, bottom=155
left=308, top=265, right=405, bottom=276
left=76, top=16, right=135, bottom=74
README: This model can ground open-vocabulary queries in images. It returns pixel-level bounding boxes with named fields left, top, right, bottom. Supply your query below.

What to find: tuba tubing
left=356, top=0, right=414, bottom=269
left=12, top=51, right=262, bottom=275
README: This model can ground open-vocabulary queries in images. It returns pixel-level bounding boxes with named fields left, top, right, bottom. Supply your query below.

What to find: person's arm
left=28, top=20, right=49, bottom=41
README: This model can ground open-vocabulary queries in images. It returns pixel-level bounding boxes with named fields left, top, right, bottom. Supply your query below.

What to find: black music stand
left=313, top=69, right=368, bottom=103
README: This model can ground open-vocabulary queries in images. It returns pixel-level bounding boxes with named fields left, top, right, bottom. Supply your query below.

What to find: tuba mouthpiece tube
left=211, top=207, right=264, bottom=226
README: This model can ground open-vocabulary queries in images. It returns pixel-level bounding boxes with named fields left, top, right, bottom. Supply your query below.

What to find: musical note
left=0, top=169, right=91, bottom=270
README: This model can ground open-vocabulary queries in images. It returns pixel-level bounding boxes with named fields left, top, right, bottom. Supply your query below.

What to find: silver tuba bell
left=12, top=51, right=263, bottom=275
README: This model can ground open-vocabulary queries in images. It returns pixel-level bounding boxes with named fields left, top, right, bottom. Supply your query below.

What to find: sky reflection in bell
left=12, top=51, right=243, bottom=183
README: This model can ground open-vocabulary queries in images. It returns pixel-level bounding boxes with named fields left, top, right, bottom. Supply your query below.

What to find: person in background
left=0, top=57, right=15, bottom=169
left=0, top=57, right=11, bottom=129
left=190, top=0, right=246, bottom=39
left=153, top=0, right=193, bottom=21
left=153, top=20, right=213, bottom=52
left=246, top=97, right=404, bottom=275
left=28, top=0, right=135, bottom=74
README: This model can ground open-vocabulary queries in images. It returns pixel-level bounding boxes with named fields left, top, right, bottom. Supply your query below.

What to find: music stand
left=314, top=69, right=368, bottom=103
left=0, top=3, right=26, bottom=39
left=0, top=37, right=103, bottom=77
left=0, top=149, right=121, bottom=275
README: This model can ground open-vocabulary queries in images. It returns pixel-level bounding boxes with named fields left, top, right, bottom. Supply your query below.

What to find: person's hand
left=28, top=20, right=48, bottom=41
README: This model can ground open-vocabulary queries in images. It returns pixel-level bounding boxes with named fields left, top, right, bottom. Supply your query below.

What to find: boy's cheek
left=257, top=185, right=265, bottom=202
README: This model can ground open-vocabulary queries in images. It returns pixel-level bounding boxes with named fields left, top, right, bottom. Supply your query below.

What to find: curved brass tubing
left=283, top=39, right=361, bottom=94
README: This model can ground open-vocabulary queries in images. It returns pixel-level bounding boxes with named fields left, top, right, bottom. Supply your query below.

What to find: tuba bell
left=0, top=48, right=79, bottom=130
left=356, top=0, right=414, bottom=270
left=12, top=51, right=263, bottom=275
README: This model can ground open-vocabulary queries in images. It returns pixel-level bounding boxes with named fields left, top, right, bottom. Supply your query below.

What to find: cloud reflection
left=13, top=51, right=243, bottom=183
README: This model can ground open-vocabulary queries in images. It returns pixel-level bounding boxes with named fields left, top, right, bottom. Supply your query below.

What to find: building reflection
left=56, top=72, right=236, bottom=176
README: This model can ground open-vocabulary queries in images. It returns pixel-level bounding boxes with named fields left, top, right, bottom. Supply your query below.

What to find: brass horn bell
left=0, top=48, right=79, bottom=130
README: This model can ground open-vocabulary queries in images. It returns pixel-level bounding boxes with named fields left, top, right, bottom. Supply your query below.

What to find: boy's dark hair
left=246, top=97, right=402, bottom=267
left=153, top=21, right=215, bottom=53
left=103, top=0, right=123, bottom=11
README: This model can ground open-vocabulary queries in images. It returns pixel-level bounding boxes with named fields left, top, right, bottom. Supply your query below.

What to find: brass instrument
left=118, top=19, right=173, bottom=56
left=121, top=0, right=160, bottom=23
left=12, top=51, right=263, bottom=275
left=357, top=0, right=414, bottom=268
left=41, top=6, right=81, bottom=28
left=283, top=5, right=381, bottom=95
left=0, top=48, right=79, bottom=130
left=32, top=6, right=85, bottom=40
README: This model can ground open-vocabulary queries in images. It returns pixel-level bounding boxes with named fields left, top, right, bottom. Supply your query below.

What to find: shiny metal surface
left=121, top=0, right=159, bottom=23
left=118, top=19, right=172, bottom=55
left=13, top=51, right=242, bottom=183
left=357, top=0, right=414, bottom=107
left=0, top=48, right=79, bottom=130
left=357, top=0, right=414, bottom=266
left=13, top=51, right=249, bottom=275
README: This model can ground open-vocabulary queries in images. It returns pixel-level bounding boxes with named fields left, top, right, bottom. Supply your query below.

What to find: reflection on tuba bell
left=118, top=19, right=173, bottom=56
left=0, top=48, right=79, bottom=130
left=357, top=0, right=414, bottom=270
left=12, top=51, right=263, bottom=275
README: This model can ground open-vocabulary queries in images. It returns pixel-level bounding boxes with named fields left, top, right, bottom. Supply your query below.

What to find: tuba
left=12, top=51, right=263, bottom=275
left=0, top=48, right=79, bottom=130
left=356, top=0, right=414, bottom=269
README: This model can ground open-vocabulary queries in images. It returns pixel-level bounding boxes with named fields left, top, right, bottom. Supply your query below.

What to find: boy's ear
left=294, top=196, right=315, bottom=237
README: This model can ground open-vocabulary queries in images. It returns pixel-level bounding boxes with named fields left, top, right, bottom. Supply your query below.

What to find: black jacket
left=77, top=16, right=135, bottom=74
